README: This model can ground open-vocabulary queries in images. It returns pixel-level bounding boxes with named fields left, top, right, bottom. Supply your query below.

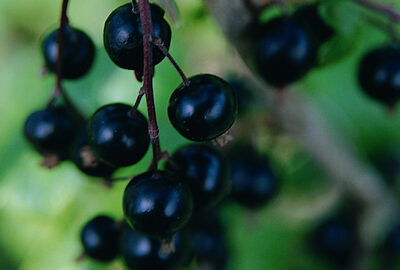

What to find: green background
left=0, top=0, right=400, bottom=269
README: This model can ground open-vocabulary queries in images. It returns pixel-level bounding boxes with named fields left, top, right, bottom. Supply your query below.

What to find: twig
left=202, top=0, right=399, bottom=249
left=129, top=87, right=145, bottom=117
left=152, top=38, right=190, bottom=86
left=138, top=0, right=163, bottom=171
left=351, top=0, right=400, bottom=23
left=47, top=0, right=69, bottom=107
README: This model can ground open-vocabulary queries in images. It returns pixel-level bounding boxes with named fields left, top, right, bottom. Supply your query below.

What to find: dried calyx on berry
left=103, top=3, right=172, bottom=70
left=168, top=74, right=237, bottom=141
left=41, top=25, right=95, bottom=79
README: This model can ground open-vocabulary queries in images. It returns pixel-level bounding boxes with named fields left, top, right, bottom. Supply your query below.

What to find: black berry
left=228, top=145, right=278, bottom=209
left=120, top=224, right=193, bottom=270
left=24, top=107, right=77, bottom=158
left=254, top=17, right=317, bottom=87
left=166, top=144, right=230, bottom=210
left=123, top=170, right=193, bottom=238
left=168, top=74, right=237, bottom=141
left=103, top=3, right=171, bottom=70
left=41, top=26, right=95, bottom=79
left=292, top=4, right=334, bottom=47
left=358, top=46, right=400, bottom=107
left=70, top=129, right=116, bottom=178
left=80, top=215, right=120, bottom=262
left=87, top=103, right=150, bottom=168
left=310, top=215, right=360, bottom=265
left=190, top=209, right=229, bottom=270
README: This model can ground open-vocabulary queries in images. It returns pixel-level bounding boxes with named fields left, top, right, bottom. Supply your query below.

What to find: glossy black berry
left=254, top=17, right=317, bottom=87
left=168, top=74, right=237, bottom=141
left=103, top=3, right=171, bottom=70
left=358, top=46, right=400, bottom=106
left=228, top=145, right=278, bottom=209
left=80, top=215, right=120, bottom=262
left=41, top=26, right=95, bottom=79
left=24, top=107, right=77, bottom=157
left=70, top=129, right=116, bottom=177
left=310, top=215, right=360, bottom=265
left=120, top=224, right=193, bottom=270
left=87, top=103, right=150, bottom=168
left=292, top=4, right=334, bottom=47
left=123, top=170, right=193, bottom=238
left=166, top=144, right=229, bottom=210
left=191, top=210, right=228, bottom=270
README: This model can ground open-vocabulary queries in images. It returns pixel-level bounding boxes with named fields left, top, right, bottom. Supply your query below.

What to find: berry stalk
left=138, top=0, right=162, bottom=171
left=47, top=0, right=69, bottom=107
left=152, top=38, right=190, bottom=86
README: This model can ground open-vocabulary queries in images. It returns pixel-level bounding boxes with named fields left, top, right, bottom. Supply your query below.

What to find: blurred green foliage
left=1, top=0, right=400, bottom=269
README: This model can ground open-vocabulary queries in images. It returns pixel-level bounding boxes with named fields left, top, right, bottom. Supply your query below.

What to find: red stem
left=152, top=38, right=190, bottom=86
left=138, top=0, right=162, bottom=171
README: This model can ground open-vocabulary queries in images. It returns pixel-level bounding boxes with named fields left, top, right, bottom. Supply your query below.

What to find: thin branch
left=129, top=87, right=145, bottom=116
left=351, top=0, right=400, bottom=22
left=47, top=0, right=69, bottom=107
left=138, top=0, right=163, bottom=171
left=152, top=38, right=190, bottom=86
left=202, top=0, right=399, bottom=248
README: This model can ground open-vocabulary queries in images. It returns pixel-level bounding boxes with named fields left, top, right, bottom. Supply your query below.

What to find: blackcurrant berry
left=190, top=210, right=228, bottom=270
left=70, top=129, right=116, bottom=178
left=24, top=107, right=77, bottom=158
left=80, top=215, right=120, bottom=262
left=166, top=144, right=229, bottom=210
left=123, top=170, right=193, bottom=238
left=228, top=145, right=278, bottom=209
left=381, top=224, right=400, bottom=257
left=87, top=103, right=150, bottom=168
left=292, top=4, right=334, bottom=47
left=358, top=46, right=400, bottom=107
left=103, top=3, right=171, bottom=70
left=168, top=74, right=237, bottom=141
left=41, top=26, right=95, bottom=79
left=120, top=224, right=193, bottom=270
left=254, top=17, right=317, bottom=87
left=310, top=215, right=360, bottom=265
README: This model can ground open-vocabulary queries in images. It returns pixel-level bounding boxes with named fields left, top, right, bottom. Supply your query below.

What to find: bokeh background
left=1, top=0, right=400, bottom=269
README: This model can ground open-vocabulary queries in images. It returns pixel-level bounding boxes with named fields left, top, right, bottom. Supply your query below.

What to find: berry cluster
left=22, top=0, right=400, bottom=269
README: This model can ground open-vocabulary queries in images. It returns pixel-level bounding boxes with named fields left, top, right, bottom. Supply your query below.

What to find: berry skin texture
left=310, top=216, right=360, bottom=265
left=24, top=107, right=77, bottom=157
left=120, top=224, right=193, bottom=270
left=168, top=74, right=237, bottom=141
left=70, top=129, right=116, bottom=178
left=41, top=26, right=95, bottom=79
left=87, top=103, right=150, bottom=168
left=228, top=145, right=278, bottom=209
left=358, top=46, right=400, bottom=107
left=166, top=144, right=230, bottom=210
left=80, top=215, right=120, bottom=262
left=103, top=3, right=171, bottom=70
left=254, top=17, right=317, bottom=87
left=123, top=170, right=193, bottom=238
